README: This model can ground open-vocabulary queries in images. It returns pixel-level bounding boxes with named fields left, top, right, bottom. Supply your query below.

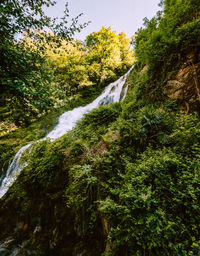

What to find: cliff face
left=164, top=51, right=200, bottom=113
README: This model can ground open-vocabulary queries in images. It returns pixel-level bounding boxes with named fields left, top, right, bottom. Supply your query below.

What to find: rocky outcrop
left=164, top=52, right=200, bottom=112
left=164, top=80, right=185, bottom=100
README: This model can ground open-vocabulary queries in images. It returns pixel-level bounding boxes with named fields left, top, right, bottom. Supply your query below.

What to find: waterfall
left=0, top=67, right=133, bottom=198
left=0, top=144, right=31, bottom=198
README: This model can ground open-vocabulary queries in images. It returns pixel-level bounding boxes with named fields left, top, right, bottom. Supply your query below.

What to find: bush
left=119, top=106, right=174, bottom=151
left=98, top=148, right=200, bottom=255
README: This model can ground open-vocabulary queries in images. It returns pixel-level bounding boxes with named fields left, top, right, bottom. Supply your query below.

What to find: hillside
left=0, top=0, right=200, bottom=255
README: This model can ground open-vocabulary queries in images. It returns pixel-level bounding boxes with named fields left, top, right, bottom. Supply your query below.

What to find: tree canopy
left=37, top=27, right=134, bottom=96
left=0, top=0, right=88, bottom=125
left=86, top=27, right=134, bottom=84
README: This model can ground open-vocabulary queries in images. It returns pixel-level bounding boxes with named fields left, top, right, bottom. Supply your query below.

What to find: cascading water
left=0, top=144, right=31, bottom=198
left=0, top=67, right=133, bottom=198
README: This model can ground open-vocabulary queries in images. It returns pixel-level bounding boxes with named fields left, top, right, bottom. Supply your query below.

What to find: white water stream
left=0, top=67, right=132, bottom=198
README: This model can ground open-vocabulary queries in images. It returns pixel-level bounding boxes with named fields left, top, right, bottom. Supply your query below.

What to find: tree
left=40, top=28, right=134, bottom=96
left=118, top=32, right=135, bottom=68
left=86, top=27, right=134, bottom=84
left=19, top=26, right=134, bottom=108
left=46, top=39, right=93, bottom=96
left=0, top=0, right=87, bottom=125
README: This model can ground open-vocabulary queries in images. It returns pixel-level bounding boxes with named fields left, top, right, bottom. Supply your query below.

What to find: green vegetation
left=134, top=0, right=200, bottom=103
left=0, top=0, right=134, bottom=171
left=0, top=81, right=111, bottom=174
left=0, top=0, right=88, bottom=126
left=86, top=27, right=134, bottom=84
left=0, top=0, right=200, bottom=255
left=1, top=17, right=134, bottom=127
left=44, top=27, right=134, bottom=96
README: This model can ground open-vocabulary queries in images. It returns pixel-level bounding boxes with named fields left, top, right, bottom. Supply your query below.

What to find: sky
left=44, top=0, right=161, bottom=40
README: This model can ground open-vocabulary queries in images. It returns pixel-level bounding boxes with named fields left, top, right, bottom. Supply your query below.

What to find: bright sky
left=44, top=0, right=161, bottom=40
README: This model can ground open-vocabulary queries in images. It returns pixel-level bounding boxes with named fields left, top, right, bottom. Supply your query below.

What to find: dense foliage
left=45, top=27, right=134, bottom=96
left=0, top=0, right=200, bottom=255
left=86, top=27, right=134, bottom=84
left=1, top=22, right=133, bottom=127
left=134, top=0, right=200, bottom=99
left=0, top=0, right=88, bottom=126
